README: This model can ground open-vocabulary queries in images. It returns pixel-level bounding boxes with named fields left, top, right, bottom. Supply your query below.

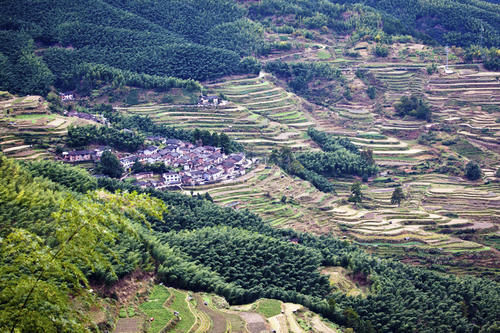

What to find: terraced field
left=0, top=94, right=95, bottom=160
left=134, top=285, right=339, bottom=333
left=190, top=165, right=340, bottom=234
left=189, top=162, right=499, bottom=276
left=368, top=64, right=426, bottom=106
left=426, top=66, right=500, bottom=154
left=119, top=74, right=317, bottom=156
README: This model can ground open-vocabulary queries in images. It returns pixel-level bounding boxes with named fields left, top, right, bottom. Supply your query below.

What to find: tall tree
left=349, top=181, right=363, bottom=204
left=391, top=186, right=405, bottom=207
left=97, top=150, right=123, bottom=178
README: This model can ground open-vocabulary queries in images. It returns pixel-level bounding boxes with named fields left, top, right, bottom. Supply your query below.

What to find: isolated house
left=198, top=95, right=220, bottom=106
left=59, top=92, right=74, bottom=101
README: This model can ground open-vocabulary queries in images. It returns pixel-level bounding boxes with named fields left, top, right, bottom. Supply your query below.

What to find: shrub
left=465, top=161, right=482, bottom=180
left=374, top=45, right=389, bottom=57
left=367, top=86, right=376, bottom=99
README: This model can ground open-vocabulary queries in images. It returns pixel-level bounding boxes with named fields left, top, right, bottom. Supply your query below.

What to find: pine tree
left=465, top=161, right=481, bottom=180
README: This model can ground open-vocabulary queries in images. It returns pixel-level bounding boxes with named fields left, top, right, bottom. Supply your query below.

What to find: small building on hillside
left=63, top=150, right=96, bottom=162
left=198, top=95, right=221, bottom=106
left=59, top=92, right=74, bottom=102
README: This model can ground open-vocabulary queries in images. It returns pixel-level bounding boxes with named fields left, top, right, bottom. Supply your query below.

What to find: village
left=62, top=137, right=253, bottom=190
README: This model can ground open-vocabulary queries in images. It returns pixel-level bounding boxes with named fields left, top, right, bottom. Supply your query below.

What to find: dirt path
left=194, top=295, right=226, bottom=333
left=311, top=316, right=339, bottom=333
left=283, top=303, right=304, bottom=333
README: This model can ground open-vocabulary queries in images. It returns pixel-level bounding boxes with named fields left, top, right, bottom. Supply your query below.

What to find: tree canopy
left=1, top=154, right=499, bottom=332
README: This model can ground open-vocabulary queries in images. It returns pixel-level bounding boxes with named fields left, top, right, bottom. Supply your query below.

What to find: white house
left=162, top=172, right=181, bottom=184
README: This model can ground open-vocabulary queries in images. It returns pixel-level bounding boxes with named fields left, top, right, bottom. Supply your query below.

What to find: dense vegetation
left=0, top=0, right=266, bottom=95
left=270, top=130, right=378, bottom=192
left=264, top=60, right=345, bottom=105
left=305, top=128, right=378, bottom=177
left=269, top=130, right=378, bottom=191
left=4, top=155, right=497, bottom=332
left=161, top=226, right=331, bottom=298
left=2, top=0, right=497, bottom=96
left=270, top=147, right=336, bottom=193
left=249, top=0, right=500, bottom=47
left=394, top=95, right=433, bottom=121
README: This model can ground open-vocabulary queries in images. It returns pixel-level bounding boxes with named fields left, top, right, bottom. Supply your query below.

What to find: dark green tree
left=349, top=181, right=363, bottom=204
left=97, top=151, right=123, bottom=178
left=391, top=186, right=405, bottom=206
left=281, top=195, right=287, bottom=204
left=465, top=161, right=482, bottom=181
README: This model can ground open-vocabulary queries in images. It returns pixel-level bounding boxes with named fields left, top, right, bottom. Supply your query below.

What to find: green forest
left=270, top=129, right=378, bottom=192
left=248, top=0, right=500, bottom=47
left=1, top=0, right=500, bottom=332
left=0, top=0, right=499, bottom=95
left=1, top=154, right=499, bottom=332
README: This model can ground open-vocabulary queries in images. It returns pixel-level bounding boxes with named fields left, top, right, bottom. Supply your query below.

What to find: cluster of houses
left=59, top=92, right=74, bottom=101
left=120, top=138, right=251, bottom=189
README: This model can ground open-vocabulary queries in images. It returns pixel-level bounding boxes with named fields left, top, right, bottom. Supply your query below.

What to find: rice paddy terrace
left=119, top=73, right=317, bottom=156
left=190, top=163, right=499, bottom=277
left=0, top=94, right=94, bottom=160
left=426, top=65, right=500, bottom=155
left=115, top=284, right=339, bottom=333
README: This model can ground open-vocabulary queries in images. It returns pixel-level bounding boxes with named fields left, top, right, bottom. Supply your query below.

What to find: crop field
left=426, top=67, right=500, bottom=155
left=133, top=285, right=339, bottom=333
left=0, top=94, right=97, bottom=160
left=190, top=160, right=499, bottom=277
left=118, top=73, right=318, bottom=156
left=139, top=285, right=174, bottom=333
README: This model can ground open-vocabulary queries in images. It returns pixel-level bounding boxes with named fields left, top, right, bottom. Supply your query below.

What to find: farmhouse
left=59, top=92, right=74, bottom=101
left=144, top=146, right=159, bottom=155
left=63, top=150, right=96, bottom=162
left=198, top=95, right=221, bottom=106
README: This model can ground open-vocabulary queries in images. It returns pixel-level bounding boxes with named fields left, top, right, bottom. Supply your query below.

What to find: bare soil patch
left=238, top=312, right=269, bottom=333
left=114, top=317, right=143, bottom=333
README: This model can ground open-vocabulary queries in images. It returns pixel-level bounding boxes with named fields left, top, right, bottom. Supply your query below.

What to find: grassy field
left=256, top=299, right=282, bottom=318
left=168, top=289, right=196, bottom=333
left=139, top=285, right=173, bottom=333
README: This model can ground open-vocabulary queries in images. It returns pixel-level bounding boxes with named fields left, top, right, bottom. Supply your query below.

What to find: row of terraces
left=426, top=67, right=500, bottom=150
left=0, top=95, right=96, bottom=160
left=367, top=64, right=425, bottom=106
left=206, top=74, right=317, bottom=155
left=120, top=74, right=320, bottom=156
